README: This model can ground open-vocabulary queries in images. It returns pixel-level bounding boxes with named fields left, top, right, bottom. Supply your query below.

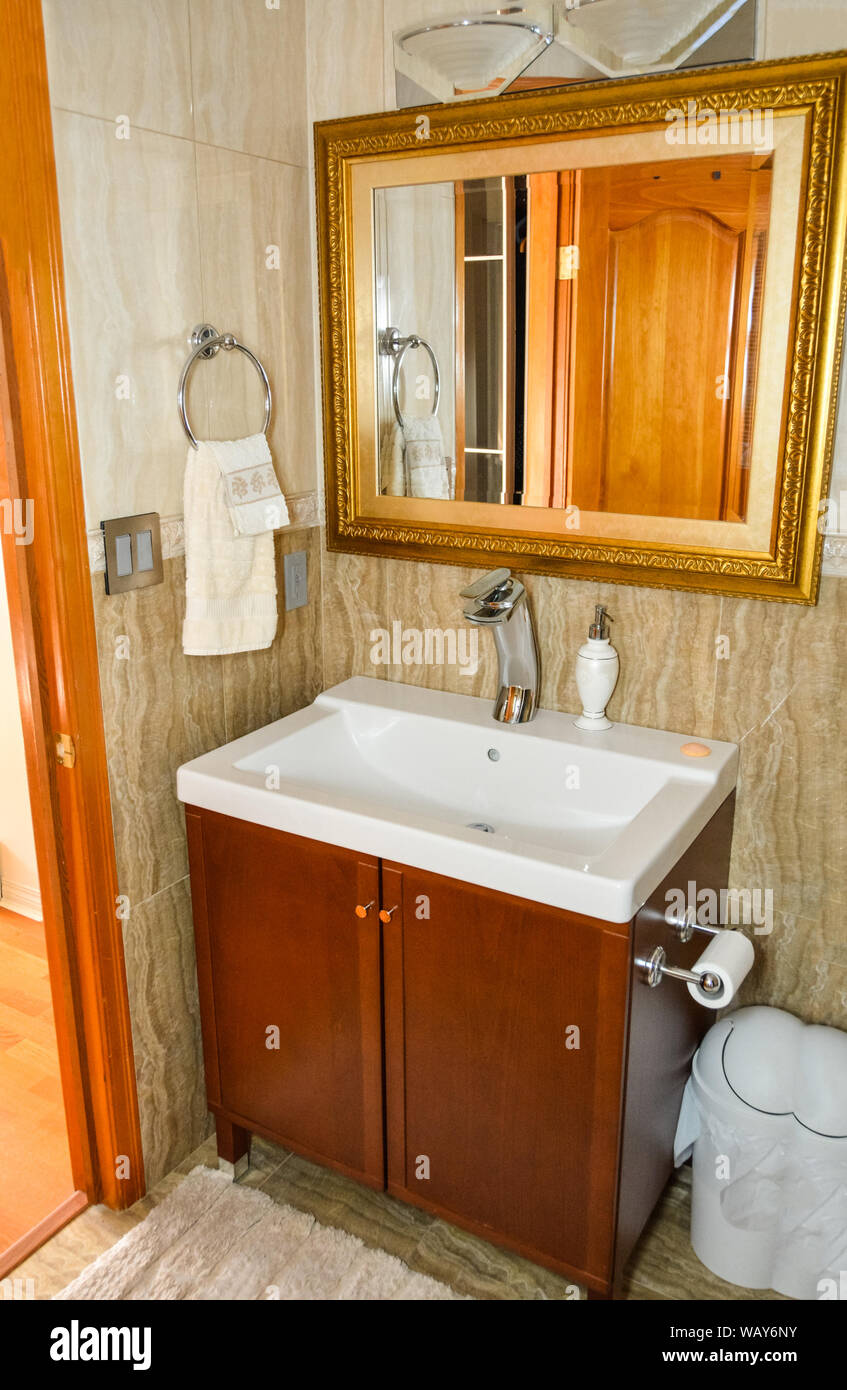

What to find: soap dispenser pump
left=574, top=606, right=619, bottom=731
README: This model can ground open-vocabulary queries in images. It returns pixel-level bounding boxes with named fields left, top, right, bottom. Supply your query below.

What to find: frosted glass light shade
left=554, top=0, right=750, bottom=77
left=395, top=7, right=554, bottom=102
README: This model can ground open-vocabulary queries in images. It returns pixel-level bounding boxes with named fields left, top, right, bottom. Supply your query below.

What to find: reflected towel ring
left=379, top=326, right=440, bottom=427
left=178, top=323, right=272, bottom=449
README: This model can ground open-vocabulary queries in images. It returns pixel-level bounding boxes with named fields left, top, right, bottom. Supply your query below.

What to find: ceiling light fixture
left=394, top=6, right=554, bottom=103
left=554, top=0, right=751, bottom=78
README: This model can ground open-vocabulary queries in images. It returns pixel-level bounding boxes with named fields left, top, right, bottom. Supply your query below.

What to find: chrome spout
left=460, top=569, right=540, bottom=724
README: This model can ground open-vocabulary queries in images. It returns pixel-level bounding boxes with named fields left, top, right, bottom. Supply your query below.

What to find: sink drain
left=467, top=821, right=496, bottom=834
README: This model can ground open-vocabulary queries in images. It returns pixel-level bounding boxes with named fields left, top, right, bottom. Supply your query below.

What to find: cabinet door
left=186, top=810, right=384, bottom=1188
left=382, top=862, right=631, bottom=1285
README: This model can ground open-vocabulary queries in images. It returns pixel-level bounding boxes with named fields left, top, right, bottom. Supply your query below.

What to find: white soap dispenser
left=574, top=605, right=619, bottom=731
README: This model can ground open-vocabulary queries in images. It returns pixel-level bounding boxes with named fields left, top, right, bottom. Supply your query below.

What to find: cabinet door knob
left=379, top=905, right=398, bottom=923
left=355, top=901, right=375, bottom=919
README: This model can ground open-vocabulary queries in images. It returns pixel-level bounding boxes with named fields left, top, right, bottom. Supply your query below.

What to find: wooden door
left=569, top=155, right=771, bottom=520
left=523, top=170, right=576, bottom=509
left=0, top=0, right=145, bottom=1225
left=382, top=862, right=631, bottom=1288
left=185, top=810, right=384, bottom=1188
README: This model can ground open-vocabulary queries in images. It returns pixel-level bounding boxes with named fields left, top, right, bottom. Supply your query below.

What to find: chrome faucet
left=460, top=568, right=540, bottom=724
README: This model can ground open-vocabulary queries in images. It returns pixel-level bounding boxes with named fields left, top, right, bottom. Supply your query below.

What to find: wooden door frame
left=0, top=0, right=145, bottom=1252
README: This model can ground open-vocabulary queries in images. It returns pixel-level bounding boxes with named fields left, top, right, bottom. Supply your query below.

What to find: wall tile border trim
left=87, top=491, right=323, bottom=573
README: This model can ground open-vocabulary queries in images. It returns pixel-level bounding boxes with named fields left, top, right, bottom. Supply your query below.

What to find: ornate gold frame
left=315, top=51, right=847, bottom=604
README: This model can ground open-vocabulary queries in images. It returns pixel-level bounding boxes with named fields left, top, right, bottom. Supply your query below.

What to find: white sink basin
left=177, top=676, right=738, bottom=922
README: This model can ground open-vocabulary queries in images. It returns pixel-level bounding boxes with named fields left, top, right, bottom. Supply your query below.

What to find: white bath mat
left=55, top=1166, right=465, bottom=1301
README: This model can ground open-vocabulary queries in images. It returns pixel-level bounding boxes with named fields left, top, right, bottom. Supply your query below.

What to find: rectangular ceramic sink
left=176, top=676, right=738, bottom=922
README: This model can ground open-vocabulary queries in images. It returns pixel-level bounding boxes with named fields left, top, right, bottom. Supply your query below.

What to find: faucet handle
left=460, top=568, right=512, bottom=603
left=461, top=568, right=526, bottom=621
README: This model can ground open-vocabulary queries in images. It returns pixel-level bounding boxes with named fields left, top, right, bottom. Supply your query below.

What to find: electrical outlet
left=283, top=550, right=308, bottom=611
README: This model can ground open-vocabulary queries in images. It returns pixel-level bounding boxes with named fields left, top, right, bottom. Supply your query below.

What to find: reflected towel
left=380, top=420, right=406, bottom=496
left=380, top=415, right=451, bottom=499
left=404, top=414, right=450, bottom=499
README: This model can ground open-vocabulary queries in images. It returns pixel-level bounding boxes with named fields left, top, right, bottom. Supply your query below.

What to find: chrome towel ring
left=178, top=323, right=272, bottom=449
left=379, top=326, right=440, bottom=427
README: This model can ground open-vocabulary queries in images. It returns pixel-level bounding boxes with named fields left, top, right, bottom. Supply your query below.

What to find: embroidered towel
left=199, top=433, right=289, bottom=536
left=403, top=414, right=451, bottom=499
left=379, top=415, right=452, bottom=499
left=183, top=436, right=283, bottom=656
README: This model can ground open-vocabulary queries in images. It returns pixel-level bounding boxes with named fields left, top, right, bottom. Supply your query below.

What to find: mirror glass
left=318, top=55, right=847, bottom=602
left=374, top=151, right=773, bottom=521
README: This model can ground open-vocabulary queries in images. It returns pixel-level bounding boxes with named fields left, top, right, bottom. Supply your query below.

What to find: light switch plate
left=283, top=549, right=308, bottom=611
left=101, top=513, right=163, bottom=595
left=114, top=533, right=133, bottom=578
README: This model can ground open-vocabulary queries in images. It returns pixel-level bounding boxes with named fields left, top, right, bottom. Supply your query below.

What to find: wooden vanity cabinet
left=185, top=796, right=734, bottom=1296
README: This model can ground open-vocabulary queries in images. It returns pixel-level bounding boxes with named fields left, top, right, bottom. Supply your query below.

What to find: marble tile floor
left=6, top=1135, right=789, bottom=1301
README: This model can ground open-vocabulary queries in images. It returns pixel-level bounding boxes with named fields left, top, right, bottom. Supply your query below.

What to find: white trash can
left=674, top=1005, right=847, bottom=1299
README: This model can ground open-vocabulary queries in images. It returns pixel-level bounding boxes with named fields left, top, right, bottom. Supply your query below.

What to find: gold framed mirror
left=315, top=51, right=847, bottom=603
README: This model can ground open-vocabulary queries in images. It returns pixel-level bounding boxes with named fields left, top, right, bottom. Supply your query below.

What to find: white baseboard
left=0, top=878, right=43, bottom=921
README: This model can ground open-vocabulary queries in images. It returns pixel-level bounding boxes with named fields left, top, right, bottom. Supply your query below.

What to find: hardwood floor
left=0, top=906, right=75, bottom=1258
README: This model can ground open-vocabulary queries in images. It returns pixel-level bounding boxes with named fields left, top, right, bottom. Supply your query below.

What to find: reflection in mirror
left=374, top=153, right=772, bottom=521
left=375, top=183, right=456, bottom=502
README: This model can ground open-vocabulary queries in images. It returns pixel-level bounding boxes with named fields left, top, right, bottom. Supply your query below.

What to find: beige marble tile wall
left=43, top=0, right=317, bottom=523
left=311, top=1, right=847, bottom=1032
left=42, top=0, right=322, bottom=1187
left=762, top=0, right=847, bottom=57
left=92, top=531, right=322, bottom=1185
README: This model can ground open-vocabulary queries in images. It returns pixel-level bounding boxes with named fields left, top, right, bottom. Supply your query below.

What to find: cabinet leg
left=215, top=1116, right=250, bottom=1180
left=587, top=1284, right=617, bottom=1301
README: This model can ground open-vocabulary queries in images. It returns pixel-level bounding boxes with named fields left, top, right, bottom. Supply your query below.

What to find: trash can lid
left=693, top=1005, right=847, bottom=1137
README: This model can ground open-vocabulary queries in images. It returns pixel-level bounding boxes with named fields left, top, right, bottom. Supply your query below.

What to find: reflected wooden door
left=524, top=170, right=575, bottom=509
left=568, top=156, right=771, bottom=521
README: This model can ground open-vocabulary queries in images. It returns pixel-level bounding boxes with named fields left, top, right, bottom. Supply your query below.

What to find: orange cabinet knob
left=379, top=905, right=398, bottom=923
left=355, top=901, right=375, bottom=919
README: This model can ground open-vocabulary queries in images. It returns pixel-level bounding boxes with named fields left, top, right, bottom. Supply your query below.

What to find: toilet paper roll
left=687, top=930, right=755, bottom=1009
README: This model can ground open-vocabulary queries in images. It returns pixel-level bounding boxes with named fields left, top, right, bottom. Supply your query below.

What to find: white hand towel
left=199, top=433, right=289, bottom=536
left=402, top=415, right=451, bottom=499
left=183, top=438, right=281, bottom=656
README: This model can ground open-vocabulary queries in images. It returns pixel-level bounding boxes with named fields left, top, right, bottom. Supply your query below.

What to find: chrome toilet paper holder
left=636, top=909, right=723, bottom=995
left=665, top=906, right=721, bottom=945
left=636, top=945, right=723, bottom=996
